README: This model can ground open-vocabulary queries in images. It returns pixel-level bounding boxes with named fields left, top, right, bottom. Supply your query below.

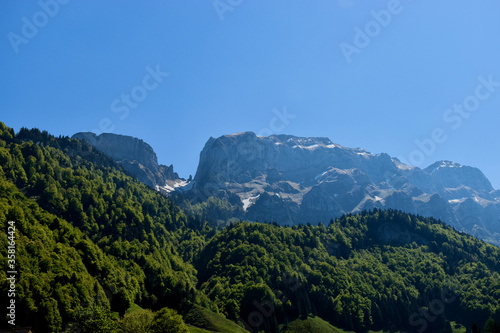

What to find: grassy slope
left=184, top=305, right=250, bottom=333
left=284, top=317, right=467, bottom=333
left=283, top=316, right=352, bottom=333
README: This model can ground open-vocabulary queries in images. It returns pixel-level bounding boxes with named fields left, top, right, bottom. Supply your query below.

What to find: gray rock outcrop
left=191, top=132, right=500, bottom=245
left=72, top=132, right=183, bottom=192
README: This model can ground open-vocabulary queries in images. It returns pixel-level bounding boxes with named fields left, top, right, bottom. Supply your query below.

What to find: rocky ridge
left=71, top=130, right=500, bottom=245
left=72, top=132, right=185, bottom=193
left=190, top=132, right=500, bottom=245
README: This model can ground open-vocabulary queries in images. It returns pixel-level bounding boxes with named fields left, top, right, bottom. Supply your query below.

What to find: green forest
left=0, top=122, right=500, bottom=333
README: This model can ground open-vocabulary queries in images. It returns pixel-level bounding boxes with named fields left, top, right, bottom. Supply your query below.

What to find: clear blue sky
left=2, top=1, right=500, bottom=188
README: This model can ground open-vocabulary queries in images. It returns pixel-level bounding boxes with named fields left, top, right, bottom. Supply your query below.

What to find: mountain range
left=1, top=123, right=499, bottom=332
left=74, top=131, right=500, bottom=246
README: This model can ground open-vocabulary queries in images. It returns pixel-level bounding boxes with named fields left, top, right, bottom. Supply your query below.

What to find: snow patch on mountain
left=158, top=179, right=192, bottom=194
left=242, top=194, right=261, bottom=211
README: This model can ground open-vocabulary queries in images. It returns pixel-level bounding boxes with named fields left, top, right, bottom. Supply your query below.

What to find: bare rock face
left=191, top=132, right=500, bottom=245
left=72, top=132, right=182, bottom=191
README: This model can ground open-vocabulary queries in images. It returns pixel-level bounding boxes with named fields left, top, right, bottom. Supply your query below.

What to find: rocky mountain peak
left=424, top=160, right=494, bottom=194
left=72, top=132, right=183, bottom=192
left=73, top=132, right=159, bottom=168
left=189, top=132, right=500, bottom=245
left=194, top=132, right=378, bottom=186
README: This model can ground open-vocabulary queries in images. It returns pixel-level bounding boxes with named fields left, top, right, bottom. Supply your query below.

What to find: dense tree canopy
left=0, top=123, right=203, bottom=331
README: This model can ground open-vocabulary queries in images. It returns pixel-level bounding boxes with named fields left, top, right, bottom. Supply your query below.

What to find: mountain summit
left=190, top=132, right=500, bottom=244
left=72, top=132, right=185, bottom=193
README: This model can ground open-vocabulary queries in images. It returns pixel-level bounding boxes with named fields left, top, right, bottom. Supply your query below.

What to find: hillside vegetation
left=0, top=122, right=499, bottom=332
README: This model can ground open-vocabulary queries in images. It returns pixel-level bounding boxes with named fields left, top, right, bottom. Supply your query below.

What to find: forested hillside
left=1, top=122, right=500, bottom=332
left=0, top=123, right=208, bottom=332
left=197, top=212, right=500, bottom=332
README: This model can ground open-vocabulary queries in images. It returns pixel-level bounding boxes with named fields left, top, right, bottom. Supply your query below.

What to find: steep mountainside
left=72, top=132, right=185, bottom=193
left=189, top=132, right=500, bottom=245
